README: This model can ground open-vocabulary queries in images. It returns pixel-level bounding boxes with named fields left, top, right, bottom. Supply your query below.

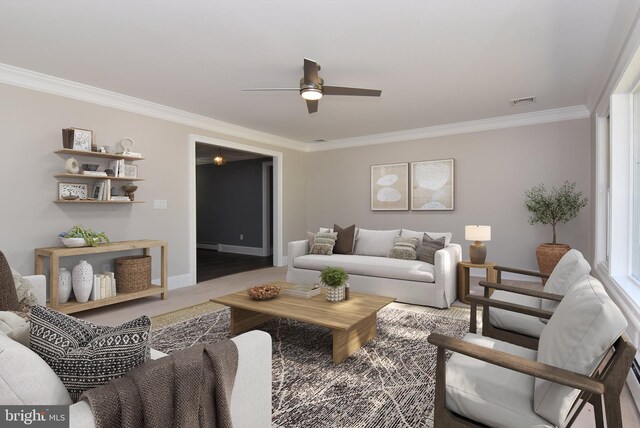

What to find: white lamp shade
left=465, top=225, right=491, bottom=241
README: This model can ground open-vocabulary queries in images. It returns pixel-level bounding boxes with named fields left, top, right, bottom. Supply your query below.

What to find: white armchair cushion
left=488, top=291, right=546, bottom=338
left=446, top=333, right=552, bottom=428
left=0, top=332, right=72, bottom=405
left=540, top=249, right=590, bottom=315
left=354, top=228, right=401, bottom=257
left=534, top=276, right=627, bottom=426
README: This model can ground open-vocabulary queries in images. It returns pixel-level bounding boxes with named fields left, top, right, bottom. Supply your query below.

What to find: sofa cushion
left=309, top=232, right=338, bottom=255
left=0, top=331, right=73, bottom=405
left=489, top=291, right=545, bottom=339
left=446, top=333, right=551, bottom=428
left=418, top=234, right=446, bottom=264
left=293, top=254, right=434, bottom=283
left=534, top=276, right=627, bottom=426
left=540, top=249, right=591, bottom=316
left=400, top=228, right=453, bottom=253
left=333, top=224, right=356, bottom=255
left=354, top=228, right=401, bottom=257
left=0, top=251, right=20, bottom=311
left=0, top=311, right=30, bottom=346
left=388, top=236, right=419, bottom=260
left=30, top=305, right=151, bottom=401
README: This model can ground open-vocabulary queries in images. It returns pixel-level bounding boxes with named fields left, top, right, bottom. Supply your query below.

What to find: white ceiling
left=0, top=1, right=625, bottom=143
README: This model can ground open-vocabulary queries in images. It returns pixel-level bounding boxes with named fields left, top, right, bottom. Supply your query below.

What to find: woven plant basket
left=115, top=255, right=151, bottom=293
left=535, top=243, right=571, bottom=285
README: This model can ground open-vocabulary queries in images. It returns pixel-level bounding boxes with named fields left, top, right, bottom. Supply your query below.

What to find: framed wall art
left=71, top=128, right=93, bottom=151
left=410, top=159, right=454, bottom=211
left=123, top=164, right=138, bottom=179
left=58, top=183, right=88, bottom=200
left=370, top=163, right=409, bottom=211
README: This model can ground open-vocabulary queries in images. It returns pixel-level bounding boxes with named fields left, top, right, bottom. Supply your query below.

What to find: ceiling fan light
left=301, top=88, right=323, bottom=101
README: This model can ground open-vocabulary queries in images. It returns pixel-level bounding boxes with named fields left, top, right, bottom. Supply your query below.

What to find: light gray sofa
left=287, top=228, right=462, bottom=308
left=1, top=275, right=272, bottom=428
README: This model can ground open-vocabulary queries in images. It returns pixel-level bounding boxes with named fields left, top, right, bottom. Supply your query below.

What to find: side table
left=457, top=260, right=497, bottom=304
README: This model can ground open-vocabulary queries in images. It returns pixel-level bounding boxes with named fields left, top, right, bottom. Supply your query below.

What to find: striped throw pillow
left=388, top=236, right=419, bottom=260
left=418, top=234, right=446, bottom=264
left=310, top=232, right=339, bottom=255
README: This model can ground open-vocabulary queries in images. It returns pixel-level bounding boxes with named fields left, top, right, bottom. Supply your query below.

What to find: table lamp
left=465, top=225, right=491, bottom=264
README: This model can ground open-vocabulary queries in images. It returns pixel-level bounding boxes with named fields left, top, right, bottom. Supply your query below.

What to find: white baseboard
left=197, top=243, right=219, bottom=251
left=153, top=273, right=195, bottom=290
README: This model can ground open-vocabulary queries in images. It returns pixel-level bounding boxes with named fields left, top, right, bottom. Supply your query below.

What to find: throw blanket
left=81, top=340, right=239, bottom=428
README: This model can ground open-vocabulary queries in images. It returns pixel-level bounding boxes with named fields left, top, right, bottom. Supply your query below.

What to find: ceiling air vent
left=510, top=96, right=536, bottom=106
left=311, top=139, right=327, bottom=143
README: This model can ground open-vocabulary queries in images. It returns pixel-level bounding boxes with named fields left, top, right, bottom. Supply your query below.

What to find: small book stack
left=90, top=272, right=117, bottom=300
left=281, top=283, right=321, bottom=298
left=108, top=159, right=126, bottom=177
left=92, top=180, right=111, bottom=201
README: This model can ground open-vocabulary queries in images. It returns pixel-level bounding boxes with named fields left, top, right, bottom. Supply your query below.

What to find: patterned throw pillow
left=418, top=234, right=446, bottom=264
left=0, top=251, right=20, bottom=311
left=388, top=237, right=419, bottom=260
left=29, top=305, right=151, bottom=401
left=333, top=224, right=356, bottom=255
left=310, top=232, right=338, bottom=255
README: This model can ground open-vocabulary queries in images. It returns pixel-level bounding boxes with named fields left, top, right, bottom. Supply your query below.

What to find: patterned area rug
left=150, top=302, right=471, bottom=428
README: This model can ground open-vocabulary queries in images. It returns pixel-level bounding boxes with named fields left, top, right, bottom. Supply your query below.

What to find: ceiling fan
left=242, top=58, right=382, bottom=113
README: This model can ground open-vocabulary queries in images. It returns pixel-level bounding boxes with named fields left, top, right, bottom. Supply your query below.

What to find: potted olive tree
left=524, top=181, right=588, bottom=279
left=320, top=266, right=349, bottom=302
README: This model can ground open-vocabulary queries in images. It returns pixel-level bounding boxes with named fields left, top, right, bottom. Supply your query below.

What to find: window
left=634, top=91, right=640, bottom=279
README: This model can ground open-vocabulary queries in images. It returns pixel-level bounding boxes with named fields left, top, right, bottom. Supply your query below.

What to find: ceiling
left=0, top=1, right=626, bottom=144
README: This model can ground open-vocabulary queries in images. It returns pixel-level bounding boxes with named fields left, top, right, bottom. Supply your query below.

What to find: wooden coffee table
left=211, top=289, right=395, bottom=364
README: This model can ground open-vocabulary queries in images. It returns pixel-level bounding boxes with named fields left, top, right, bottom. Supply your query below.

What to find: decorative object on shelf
left=59, top=237, right=87, bottom=247
left=64, top=157, right=80, bottom=174
left=61, top=195, right=79, bottom=201
left=81, top=163, right=99, bottom=171
left=122, top=184, right=138, bottom=201
left=120, top=138, right=134, bottom=154
left=58, top=267, right=72, bottom=304
left=524, top=181, right=588, bottom=280
left=70, top=128, right=93, bottom=151
left=320, top=266, right=349, bottom=302
left=104, top=168, right=115, bottom=177
left=465, top=225, right=491, bottom=264
left=247, top=284, right=281, bottom=300
left=123, top=164, right=138, bottom=178
left=58, top=182, right=88, bottom=200
left=102, top=146, right=114, bottom=154
left=410, top=158, right=454, bottom=211
left=213, top=148, right=226, bottom=166
left=61, top=128, right=73, bottom=149
left=72, top=260, right=94, bottom=303
left=370, top=163, right=408, bottom=211
left=58, top=225, right=110, bottom=247
left=114, top=255, right=151, bottom=293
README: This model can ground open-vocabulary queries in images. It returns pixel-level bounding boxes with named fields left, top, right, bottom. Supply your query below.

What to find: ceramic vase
left=58, top=267, right=72, bottom=304
left=326, top=284, right=345, bottom=302
left=72, top=260, right=93, bottom=303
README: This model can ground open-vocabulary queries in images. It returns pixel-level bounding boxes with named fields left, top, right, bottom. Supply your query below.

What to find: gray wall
left=306, top=119, right=592, bottom=271
left=197, top=158, right=270, bottom=247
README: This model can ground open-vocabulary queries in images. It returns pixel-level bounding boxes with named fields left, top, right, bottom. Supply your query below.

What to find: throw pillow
left=400, top=229, right=452, bottom=253
left=29, top=305, right=151, bottom=401
left=11, top=268, right=38, bottom=311
left=540, top=249, right=591, bottom=317
left=0, top=251, right=20, bottom=311
left=333, top=224, right=356, bottom=255
left=388, top=237, right=419, bottom=260
left=354, top=229, right=401, bottom=257
left=309, top=232, right=338, bottom=255
left=418, top=234, right=446, bottom=264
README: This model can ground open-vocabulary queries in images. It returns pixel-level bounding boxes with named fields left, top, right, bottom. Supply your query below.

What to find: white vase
left=58, top=267, right=72, bottom=304
left=72, top=260, right=93, bottom=303
left=326, top=284, right=345, bottom=302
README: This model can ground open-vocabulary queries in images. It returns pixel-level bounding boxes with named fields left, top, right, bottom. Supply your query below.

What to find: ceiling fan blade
left=303, top=58, right=320, bottom=84
left=323, top=86, right=382, bottom=97
left=242, top=88, right=300, bottom=91
left=306, top=99, right=318, bottom=114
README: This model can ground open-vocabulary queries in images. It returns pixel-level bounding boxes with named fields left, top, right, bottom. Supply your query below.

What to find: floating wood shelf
left=54, top=173, right=144, bottom=182
left=55, top=149, right=145, bottom=161
left=54, top=200, right=144, bottom=204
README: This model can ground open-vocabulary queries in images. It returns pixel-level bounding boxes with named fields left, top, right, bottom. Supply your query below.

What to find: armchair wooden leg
left=589, top=394, right=605, bottom=428
left=470, top=302, right=477, bottom=333
left=434, top=347, right=447, bottom=427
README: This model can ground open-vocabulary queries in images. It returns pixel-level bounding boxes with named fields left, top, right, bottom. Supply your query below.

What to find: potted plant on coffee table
left=320, top=266, right=349, bottom=302
left=524, top=181, right=588, bottom=280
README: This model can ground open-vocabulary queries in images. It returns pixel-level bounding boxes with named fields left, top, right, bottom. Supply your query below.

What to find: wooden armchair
left=468, top=250, right=591, bottom=350
left=428, top=276, right=635, bottom=428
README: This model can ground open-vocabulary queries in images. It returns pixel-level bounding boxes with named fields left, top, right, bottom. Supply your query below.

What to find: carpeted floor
left=150, top=302, right=471, bottom=428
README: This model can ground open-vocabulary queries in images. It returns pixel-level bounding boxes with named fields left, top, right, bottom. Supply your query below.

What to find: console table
left=35, top=240, right=168, bottom=314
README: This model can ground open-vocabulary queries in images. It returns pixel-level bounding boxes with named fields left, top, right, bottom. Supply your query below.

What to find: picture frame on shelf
left=92, top=182, right=106, bottom=200
left=370, top=162, right=409, bottom=211
left=410, top=158, right=455, bottom=211
left=123, top=164, right=138, bottom=179
left=58, top=183, right=88, bottom=200
left=71, top=128, right=93, bottom=151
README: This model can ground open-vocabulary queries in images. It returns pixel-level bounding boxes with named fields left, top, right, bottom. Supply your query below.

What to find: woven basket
left=115, top=255, right=151, bottom=293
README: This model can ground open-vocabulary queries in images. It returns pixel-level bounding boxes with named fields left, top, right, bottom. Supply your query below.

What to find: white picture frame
left=72, top=128, right=93, bottom=151
left=370, top=163, right=409, bottom=211
left=123, top=164, right=138, bottom=178
left=58, top=182, right=88, bottom=199
left=410, top=159, right=455, bottom=211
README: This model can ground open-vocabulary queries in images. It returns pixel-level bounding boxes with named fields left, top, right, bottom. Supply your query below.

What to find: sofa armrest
left=434, top=244, right=462, bottom=308
left=23, top=275, right=46, bottom=305
left=288, top=240, right=309, bottom=269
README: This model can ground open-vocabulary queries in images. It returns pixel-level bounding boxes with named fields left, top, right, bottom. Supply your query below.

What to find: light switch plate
left=153, top=199, right=167, bottom=209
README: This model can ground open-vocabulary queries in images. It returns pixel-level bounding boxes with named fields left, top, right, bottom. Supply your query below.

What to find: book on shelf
left=82, top=171, right=108, bottom=177
left=281, top=283, right=321, bottom=298
left=90, top=272, right=117, bottom=300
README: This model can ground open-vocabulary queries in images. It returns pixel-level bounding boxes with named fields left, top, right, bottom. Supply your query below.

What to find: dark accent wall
left=197, top=158, right=271, bottom=248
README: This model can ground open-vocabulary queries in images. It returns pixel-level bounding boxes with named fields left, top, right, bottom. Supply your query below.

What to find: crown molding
left=0, top=63, right=306, bottom=152
left=306, top=105, right=590, bottom=152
